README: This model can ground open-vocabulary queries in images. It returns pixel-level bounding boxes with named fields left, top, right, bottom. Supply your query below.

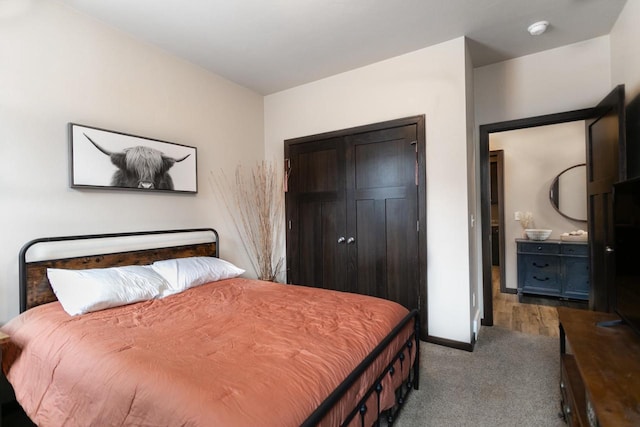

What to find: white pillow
left=47, top=265, right=169, bottom=316
left=151, top=256, right=245, bottom=296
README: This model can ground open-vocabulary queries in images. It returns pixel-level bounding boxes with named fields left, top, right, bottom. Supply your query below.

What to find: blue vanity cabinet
left=516, top=239, right=589, bottom=301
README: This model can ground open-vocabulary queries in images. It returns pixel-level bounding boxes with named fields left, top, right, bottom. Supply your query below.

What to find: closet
left=284, top=116, right=425, bottom=314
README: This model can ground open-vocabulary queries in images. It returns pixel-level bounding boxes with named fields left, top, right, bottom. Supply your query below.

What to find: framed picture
left=69, top=123, right=197, bottom=193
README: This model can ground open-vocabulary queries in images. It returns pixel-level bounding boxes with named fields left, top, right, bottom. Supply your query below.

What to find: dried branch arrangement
left=210, top=161, right=284, bottom=281
left=519, top=212, right=534, bottom=229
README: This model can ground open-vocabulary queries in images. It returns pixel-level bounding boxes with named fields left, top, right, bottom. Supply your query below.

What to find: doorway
left=480, top=86, right=626, bottom=325
left=480, top=109, right=595, bottom=326
left=479, top=85, right=629, bottom=326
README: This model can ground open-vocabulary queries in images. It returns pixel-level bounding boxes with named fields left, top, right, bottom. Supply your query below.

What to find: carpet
left=394, top=326, right=565, bottom=427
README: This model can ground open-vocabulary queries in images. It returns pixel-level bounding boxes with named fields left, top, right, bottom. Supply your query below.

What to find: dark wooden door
left=286, top=136, right=347, bottom=291
left=285, top=119, right=423, bottom=313
left=586, top=84, right=626, bottom=312
left=345, top=126, right=419, bottom=310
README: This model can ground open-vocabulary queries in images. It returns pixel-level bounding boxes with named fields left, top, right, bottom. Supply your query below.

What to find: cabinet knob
left=605, top=246, right=614, bottom=254
left=347, top=237, right=356, bottom=244
left=337, top=237, right=346, bottom=244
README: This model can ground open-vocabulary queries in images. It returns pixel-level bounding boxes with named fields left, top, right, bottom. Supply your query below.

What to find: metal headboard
left=18, top=228, right=218, bottom=312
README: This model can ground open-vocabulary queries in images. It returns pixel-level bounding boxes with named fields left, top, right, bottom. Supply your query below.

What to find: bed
left=1, top=228, right=419, bottom=426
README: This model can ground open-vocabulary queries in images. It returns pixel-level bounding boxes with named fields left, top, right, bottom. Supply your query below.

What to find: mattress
left=2, top=278, right=414, bottom=426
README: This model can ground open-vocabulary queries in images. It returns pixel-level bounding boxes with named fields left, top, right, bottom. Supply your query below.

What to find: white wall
left=474, top=36, right=612, bottom=126
left=490, top=122, right=587, bottom=290
left=0, top=1, right=264, bottom=323
left=611, top=0, right=640, bottom=101
left=265, top=38, right=473, bottom=344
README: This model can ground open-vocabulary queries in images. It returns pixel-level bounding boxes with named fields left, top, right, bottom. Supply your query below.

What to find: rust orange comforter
left=1, top=278, right=414, bottom=427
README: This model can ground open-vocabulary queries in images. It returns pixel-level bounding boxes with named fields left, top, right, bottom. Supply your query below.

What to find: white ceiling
left=58, top=0, right=627, bottom=95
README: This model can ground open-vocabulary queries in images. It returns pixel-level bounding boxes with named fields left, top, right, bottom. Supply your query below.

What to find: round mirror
left=549, top=163, right=587, bottom=222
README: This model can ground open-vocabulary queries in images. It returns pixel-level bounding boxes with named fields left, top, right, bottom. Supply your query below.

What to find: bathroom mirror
left=549, top=163, right=587, bottom=222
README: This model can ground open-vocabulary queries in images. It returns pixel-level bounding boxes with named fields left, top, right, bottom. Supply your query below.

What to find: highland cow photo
left=69, top=123, right=197, bottom=193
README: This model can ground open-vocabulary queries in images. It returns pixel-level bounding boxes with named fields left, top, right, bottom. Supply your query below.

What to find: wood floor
left=492, top=266, right=559, bottom=337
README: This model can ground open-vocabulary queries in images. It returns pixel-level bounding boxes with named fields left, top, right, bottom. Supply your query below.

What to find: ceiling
left=57, top=0, right=627, bottom=95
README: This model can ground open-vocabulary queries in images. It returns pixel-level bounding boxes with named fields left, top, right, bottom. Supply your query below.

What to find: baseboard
left=425, top=334, right=475, bottom=352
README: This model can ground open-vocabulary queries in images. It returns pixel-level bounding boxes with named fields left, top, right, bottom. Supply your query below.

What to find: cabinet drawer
left=520, top=255, right=558, bottom=274
left=518, top=242, right=560, bottom=254
left=561, top=244, right=588, bottom=256
left=561, top=354, right=588, bottom=427
left=520, top=255, right=560, bottom=294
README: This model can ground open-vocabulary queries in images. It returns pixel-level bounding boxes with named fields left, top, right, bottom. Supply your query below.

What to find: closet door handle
left=337, top=237, right=346, bottom=244
left=347, top=237, right=356, bottom=244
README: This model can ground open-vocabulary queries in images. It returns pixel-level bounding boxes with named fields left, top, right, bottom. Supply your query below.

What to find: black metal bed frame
left=17, top=228, right=420, bottom=426
left=302, top=309, right=420, bottom=427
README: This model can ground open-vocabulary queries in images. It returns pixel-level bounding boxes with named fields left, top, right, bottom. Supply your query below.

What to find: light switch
left=514, top=211, right=521, bottom=220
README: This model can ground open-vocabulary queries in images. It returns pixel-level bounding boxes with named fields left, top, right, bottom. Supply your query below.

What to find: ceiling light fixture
left=527, top=21, right=549, bottom=36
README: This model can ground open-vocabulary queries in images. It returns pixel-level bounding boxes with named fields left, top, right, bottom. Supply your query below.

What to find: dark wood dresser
left=558, top=307, right=640, bottom=426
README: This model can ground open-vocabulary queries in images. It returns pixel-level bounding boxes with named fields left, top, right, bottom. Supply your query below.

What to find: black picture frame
left=69, top=123, right=197, bottom=193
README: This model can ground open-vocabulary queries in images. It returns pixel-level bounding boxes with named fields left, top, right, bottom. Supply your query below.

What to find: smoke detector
left=527, top=21, right=549, bottom=36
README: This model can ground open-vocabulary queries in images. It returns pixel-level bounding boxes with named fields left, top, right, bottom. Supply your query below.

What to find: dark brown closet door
left=286, top=137, right=347, bottom=291
left=345, top=126, right=419, bottom=310
left=285, top=120, right=421, bottom=313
